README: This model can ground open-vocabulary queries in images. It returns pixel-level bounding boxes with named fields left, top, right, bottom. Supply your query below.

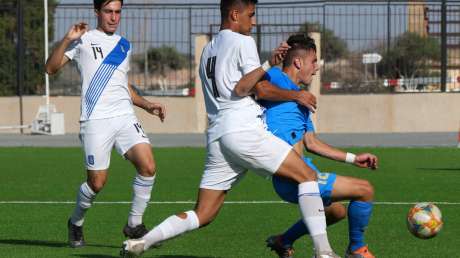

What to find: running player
left=121, top=1, right=339, bottom=257
left=255, top=34, right=376, bottom=258
left=45, top=0, right=165, bottom=248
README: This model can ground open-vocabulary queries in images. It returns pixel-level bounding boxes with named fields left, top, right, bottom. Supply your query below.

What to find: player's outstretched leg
left=121, top=210, right=199, bottom=257
left=123, top=143, right=156, bottom=239
left=120, top=188, right=226, bottom=257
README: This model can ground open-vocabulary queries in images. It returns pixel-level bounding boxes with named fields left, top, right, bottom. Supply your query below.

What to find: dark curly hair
left=283, top=34, right=317, bottom=67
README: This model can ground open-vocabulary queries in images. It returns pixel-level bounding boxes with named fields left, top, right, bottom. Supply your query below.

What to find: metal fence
left=50, top=3, right=196, bottom=96
left=3, top=1, right=460, bottom=97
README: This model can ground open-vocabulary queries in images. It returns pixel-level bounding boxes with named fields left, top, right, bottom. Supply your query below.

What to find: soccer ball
left=406, top=202, right=443, bottom=239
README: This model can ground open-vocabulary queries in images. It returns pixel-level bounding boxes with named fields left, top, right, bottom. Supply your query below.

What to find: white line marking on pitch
left=0, top=201, right=459, bottom=205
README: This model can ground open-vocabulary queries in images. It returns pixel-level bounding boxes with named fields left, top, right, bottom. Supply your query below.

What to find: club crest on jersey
left=87, top=155, right=95, bottom=165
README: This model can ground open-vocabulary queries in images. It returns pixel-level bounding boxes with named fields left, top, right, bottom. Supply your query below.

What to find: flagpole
left=44, top=0, right=50, bottom=122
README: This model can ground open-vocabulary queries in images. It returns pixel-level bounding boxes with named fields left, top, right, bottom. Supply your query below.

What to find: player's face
left=238, top=3, right=256, bottom=35
left=298, top=50, right=319, bottom=85
left=96, top=1, right=122, bottom=34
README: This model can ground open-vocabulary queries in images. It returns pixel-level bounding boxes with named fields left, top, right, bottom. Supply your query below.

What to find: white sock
left=142, top=210, right=199, bottom=250
left=298, top=181, right=332, bottom=252
left=128, top=174, right=155, bottom=227
left=70, top=182, right=96, bottom=227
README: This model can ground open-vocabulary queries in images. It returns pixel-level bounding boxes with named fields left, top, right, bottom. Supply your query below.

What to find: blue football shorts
left=272, top=157, right=336, bottom=206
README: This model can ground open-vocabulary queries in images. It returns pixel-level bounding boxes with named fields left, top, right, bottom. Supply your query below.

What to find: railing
left=2, top=1, right=459, bottom=97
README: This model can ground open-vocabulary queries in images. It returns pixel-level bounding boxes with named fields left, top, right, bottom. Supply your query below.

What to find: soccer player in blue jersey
left=256, top=34, right=377, bottom=258
left=46, top=0, right=165, bottom=248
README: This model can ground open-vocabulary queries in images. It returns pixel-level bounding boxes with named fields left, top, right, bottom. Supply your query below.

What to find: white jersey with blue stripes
left=65, top=29, right=134, bottom=121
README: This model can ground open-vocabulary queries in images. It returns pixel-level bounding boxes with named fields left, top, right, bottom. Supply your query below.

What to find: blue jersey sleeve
left=261, top=67, right=307, bottom=147
left=264, top=67, right=293, bottom=90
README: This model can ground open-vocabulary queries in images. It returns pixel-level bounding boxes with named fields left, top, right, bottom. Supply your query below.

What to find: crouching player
left=255, top=34, right=377, bottom=258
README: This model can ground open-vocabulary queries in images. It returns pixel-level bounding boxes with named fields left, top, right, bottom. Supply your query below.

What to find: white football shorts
left=200, top=126, right=292, bottom=190
left=79, top=113, right=151, bottom=170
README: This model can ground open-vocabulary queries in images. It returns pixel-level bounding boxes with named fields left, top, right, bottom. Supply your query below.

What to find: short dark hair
left=94, top=0, right=123, bottom=11
left=220, top=0, right=258, bottom=19
left=283, top=34, right=317, bottom=67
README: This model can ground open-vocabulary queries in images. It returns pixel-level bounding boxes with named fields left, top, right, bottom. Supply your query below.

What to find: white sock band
left=298, top=180, right=320, bottom=197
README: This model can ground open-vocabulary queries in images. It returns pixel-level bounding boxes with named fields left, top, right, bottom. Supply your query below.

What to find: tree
left=299, top=22, right=348, bottom=62
left=378, top=32, right=440, bottom=88
left=136, top=45, right=188, bottom=90
left=0, top=3, right=18, bottom=95
left=145, top=45, right=187, bottom=75
left=0, top=1, right=57, bottom=96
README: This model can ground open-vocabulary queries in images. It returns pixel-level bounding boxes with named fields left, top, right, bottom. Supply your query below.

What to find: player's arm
left=253, top=80, right=317, bottom=112
left=128, top=84, right=165, bottom=122
left=303, top=132, right=378, bottom=169
left=234, top=42, right=290, bottom=97
left=45, top=22, right=88, bottom=75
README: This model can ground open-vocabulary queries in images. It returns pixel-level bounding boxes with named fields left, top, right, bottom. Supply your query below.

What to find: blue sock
left=282, top=219, right=309, bottom=246
left=348, top=201, right=373, bottom=252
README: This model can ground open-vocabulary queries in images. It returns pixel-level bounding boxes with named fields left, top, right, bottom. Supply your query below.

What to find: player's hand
left=269, top=42, right=290, bottom=66
left=354, top=153, right=378, bottom=170
left=145, top=102, right=166, bottom=122
left=295, top=90, right=317, bottom=113
left=65, top=22, right=88, bottom=41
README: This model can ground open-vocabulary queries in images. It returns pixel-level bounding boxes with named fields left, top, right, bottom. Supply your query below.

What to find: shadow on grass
left=0, top=239, right=118, bottom=249
left=416, top=168, right=460, bottom=171
left=155, top=256, right=222, bottom=258
left=76, top=254, right=223, bottom=258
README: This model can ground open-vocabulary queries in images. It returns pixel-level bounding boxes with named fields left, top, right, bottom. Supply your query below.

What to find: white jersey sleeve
left=64, top=38, right=82, bottom=62
left=238, top=36, right=260, bottom=75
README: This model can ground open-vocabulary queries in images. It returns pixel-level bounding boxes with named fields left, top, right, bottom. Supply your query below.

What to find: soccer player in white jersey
left=121, top=1, right=339, bottom=258
left=45, top=0, right=165, bottom=248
